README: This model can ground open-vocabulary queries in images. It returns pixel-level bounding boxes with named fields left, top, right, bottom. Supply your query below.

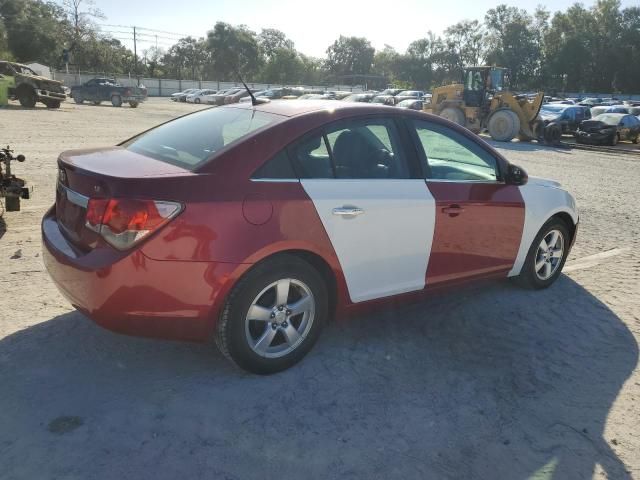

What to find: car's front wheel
left=216, top=255, right=327, bottom=374
left=513, top=218, right=570, bottom=289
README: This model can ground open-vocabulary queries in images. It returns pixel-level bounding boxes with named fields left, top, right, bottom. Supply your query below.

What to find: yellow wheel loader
left=425, top=66, right=546, bottom=142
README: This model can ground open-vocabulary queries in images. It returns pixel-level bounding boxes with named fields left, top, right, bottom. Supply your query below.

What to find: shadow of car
left=0, top=275, right=635, bottom=478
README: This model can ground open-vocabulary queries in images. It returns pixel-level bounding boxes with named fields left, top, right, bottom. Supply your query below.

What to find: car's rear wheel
left=111, top=95, right=122, bottom=107
left=93, top=101, right=101, bottom=106
left=74, top=95, right=84, bottom=104
left=195, top=97, right=201, bottom=104
left=632, top=135, right=639, bottom=144
left=129, top=101, right=139, bottom=108
left=512, top=218, right=570, bottom=290
left=216, top=255, right=327, bottom=374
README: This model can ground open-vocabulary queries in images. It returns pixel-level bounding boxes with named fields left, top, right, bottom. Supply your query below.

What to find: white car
left=186, top=89, right=217, bottom=104
left=170, top=88, right=198, bottom=101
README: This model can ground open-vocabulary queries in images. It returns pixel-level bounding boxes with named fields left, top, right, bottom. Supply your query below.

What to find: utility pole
left=133, top=26, right=138, bottom=85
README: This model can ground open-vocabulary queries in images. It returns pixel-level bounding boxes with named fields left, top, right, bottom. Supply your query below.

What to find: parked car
left=171, top=88, right=198, bottom=102
left=372, top=95, right=396, bottom=106
left=224, top=89, right=256, bottom=104
left=342, top=93, right=377, bottom=103
left=44, top=100, right=578, bottom=374
left=396, top=99, right=424, bottom=110
left=378, top=88, right=404, bottom=96
left=538, top=104, right=591, bottom=134
left=394, top=90, right=426, bottom=103
left=71, top=78, right=147, bottom=108
left=206, top=88, right=244, bottom=105
left=0, top=60, right=66, bottom=108
left=186, top=89, right=217, bottom=104
left=578, top=98, right=604, bottom=106
left=576, top=113, right=640, bottom=145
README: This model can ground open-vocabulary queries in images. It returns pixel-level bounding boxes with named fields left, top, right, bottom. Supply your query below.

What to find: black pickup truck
left=70, top=78, right=147, bottom=108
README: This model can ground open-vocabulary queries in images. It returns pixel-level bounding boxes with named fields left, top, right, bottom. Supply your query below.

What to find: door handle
left=332, top=206, right=364, bottom=218
left=442, top=205, right=465, bottom=216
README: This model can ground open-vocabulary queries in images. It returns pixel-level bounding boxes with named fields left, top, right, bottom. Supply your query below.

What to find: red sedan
left=43, top=100, right=578, bottom=374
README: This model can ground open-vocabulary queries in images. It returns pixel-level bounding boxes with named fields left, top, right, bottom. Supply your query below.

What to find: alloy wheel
left=534, top=229, right=565, bottom=280
left=244, top=278, right=315, bottom=358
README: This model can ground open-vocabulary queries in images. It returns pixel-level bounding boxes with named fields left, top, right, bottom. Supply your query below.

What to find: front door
left=291, top=117, right=436, bottom=303
left=409, top=119, right=525, bottom=285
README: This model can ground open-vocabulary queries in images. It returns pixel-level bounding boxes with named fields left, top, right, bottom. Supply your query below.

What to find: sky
left=88, top=0, right=636, bottom=57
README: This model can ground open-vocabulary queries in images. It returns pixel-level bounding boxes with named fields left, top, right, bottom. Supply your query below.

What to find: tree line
left=1, top=0, right=639, bottom=93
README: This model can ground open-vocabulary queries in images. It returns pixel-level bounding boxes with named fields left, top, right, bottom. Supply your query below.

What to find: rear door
left=292, top=117, right=436, bottom=303
left=408, top=119, right=525, bottom=285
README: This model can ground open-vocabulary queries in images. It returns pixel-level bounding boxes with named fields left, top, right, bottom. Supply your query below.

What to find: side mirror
left=506, top=163, right=528, bottom=185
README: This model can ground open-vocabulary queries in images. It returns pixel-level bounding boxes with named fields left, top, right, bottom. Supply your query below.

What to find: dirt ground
left=0, top=98, right=638, bottom=479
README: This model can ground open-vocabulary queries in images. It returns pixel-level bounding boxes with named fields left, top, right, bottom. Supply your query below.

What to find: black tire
left=611, top=133, right=619, bottom=146
left=632, top=134, right=639, bottom=144
left=18, top=89, right=37, bottom=108
left=544, top=123, right=562, bottom=145
left=44, top=100, right=61, bottom=109
left=195, top=97, right=201, bottom=104
left=74, top=95, right=84, bottom=104
left=93, top=101, right=101, bottom=106
left=5, top=196, right=20, bottom=212
left=129, top=101, right=139, bottom=108
left=512, top=218, right=571, bottom=290
left=216, top=254, right=328, bottom=374
left=111, top=95, right=123, bottom=107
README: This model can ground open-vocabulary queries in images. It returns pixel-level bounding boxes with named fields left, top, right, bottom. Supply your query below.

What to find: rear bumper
left=41, top=208, right=240, bottom=342
left=576, top=132, right=612, bottom=144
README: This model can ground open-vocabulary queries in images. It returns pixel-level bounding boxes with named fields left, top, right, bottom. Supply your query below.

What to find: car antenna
left=236, top=69, right=258, bottom=106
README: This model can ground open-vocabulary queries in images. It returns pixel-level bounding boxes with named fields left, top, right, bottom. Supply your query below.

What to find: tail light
left=85, top=198, right=182, bottom=250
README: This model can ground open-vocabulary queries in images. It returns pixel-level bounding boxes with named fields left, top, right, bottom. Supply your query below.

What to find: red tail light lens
left=85, top=198, right=182, bottom=250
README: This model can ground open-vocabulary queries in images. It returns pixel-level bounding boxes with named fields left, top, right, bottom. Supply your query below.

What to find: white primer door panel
left=301, top=179, right=436, bottom=303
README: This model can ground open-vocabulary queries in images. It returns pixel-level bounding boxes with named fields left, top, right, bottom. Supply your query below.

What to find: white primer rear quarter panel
left=301, top=179, right=436, bottom=302
left=509, top=178, right=578, bottom=276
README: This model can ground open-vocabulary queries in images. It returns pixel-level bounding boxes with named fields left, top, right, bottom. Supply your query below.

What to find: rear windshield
left=124, top=107, right=281, bottom=169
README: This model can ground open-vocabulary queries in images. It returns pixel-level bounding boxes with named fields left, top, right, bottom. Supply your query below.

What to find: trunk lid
left=56, top=147, right=192, bottom=250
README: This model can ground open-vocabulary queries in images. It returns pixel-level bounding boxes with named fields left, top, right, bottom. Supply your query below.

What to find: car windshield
left=124, top=107, right=282, bottom=169
left=594, top=114, right=623, bottom=125
left=14, top=64, right=37, bottom=75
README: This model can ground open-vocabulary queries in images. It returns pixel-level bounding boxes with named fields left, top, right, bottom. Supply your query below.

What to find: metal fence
left=51, top=70, right=365, bottom=96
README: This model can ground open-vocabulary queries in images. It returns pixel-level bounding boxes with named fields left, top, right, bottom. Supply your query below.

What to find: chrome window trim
left=57, top=182, right=89, bottom=208
left=250, top=178, right=300, bottom=183
left=426, top=179, right=504, bottom=185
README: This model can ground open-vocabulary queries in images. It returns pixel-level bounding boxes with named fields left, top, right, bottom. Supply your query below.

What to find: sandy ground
left=0, top=98, right=638, bottom=479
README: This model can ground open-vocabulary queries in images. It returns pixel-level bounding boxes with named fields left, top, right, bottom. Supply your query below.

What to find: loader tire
left=488, top=109, right=520, bottom=142
left=439, top=107, right=466, bottom=126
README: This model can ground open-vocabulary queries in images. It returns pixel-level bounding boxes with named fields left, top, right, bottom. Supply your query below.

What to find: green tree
left=0, top=0, right=69, bottom=65
left=258, top=28, right=294, bottom=60
left=261, top=47, right=303, bottom=84
left=325, top=35, right=375, bottom=79
left=484, top=5, right=543, bottom=89
left=206, top=22, right=262, bottom=80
